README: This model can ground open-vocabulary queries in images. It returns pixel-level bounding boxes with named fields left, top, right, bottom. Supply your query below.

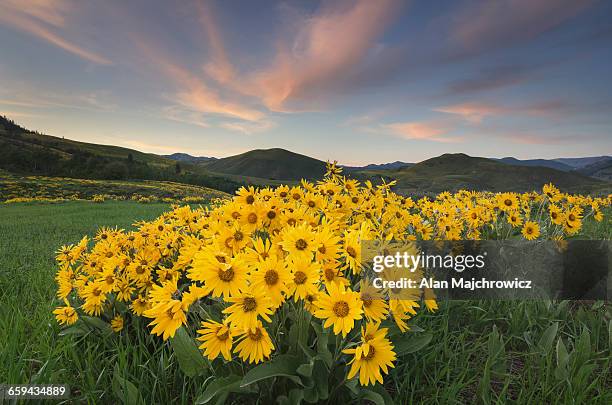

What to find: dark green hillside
left=494, top=157, right=573, bottom=171
left=362, top=153, right=607, bottom=194
left=0, top=115, right=243, bottom=193
left=577, top=158, right=612, bottom=181
left=201, top=148, right=327, bottom=181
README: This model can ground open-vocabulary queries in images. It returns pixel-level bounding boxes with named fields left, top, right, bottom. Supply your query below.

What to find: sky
left=0, top=0, right=611, bottom=165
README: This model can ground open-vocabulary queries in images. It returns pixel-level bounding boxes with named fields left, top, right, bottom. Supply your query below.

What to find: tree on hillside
left=175, top=162, right=182, bottom=174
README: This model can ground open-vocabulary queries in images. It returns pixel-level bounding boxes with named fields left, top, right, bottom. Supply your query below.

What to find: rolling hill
left=493, top=157, right=573, bottom=172
left=201, top=148, right=327, bottom=181
left=0, top=115, right=244, bottom=193
left=359, top=153, right=607, bottom=195
left=1, top=115, right=609, bottom=195
left=554, top=156, right=611, bottom=168
left=576, top=157, right=612, bottom=181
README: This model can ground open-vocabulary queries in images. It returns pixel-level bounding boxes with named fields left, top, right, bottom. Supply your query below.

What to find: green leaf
left=370, top=384, right=395, bottom=405
left=58, top=323, right=90, bottom=337
left=311, top=359, right=329, bottom=400
left=277, top=389, right=305, bottom=405
left=241, top=354, right=303, bottom=387
left=555, top=338, right=569, bottom=381
left=394, top=333, right=432, bottom=356
left=196, top=375, right=251, bottom=404
left=82, top=315, right=112, bottom=332
left=59, top=316, right=112, bottom=337
left=574, top=327, right=591, bottom=366
left=170, top=327, right=208, bottom=377
left=538, top=323, right=558, bottom=353
left=360, top=389, right=385, bottom=405
left=112, top=364, right=144, bottom=405
left=608, top=320, right=612, bottom=350
left=312, top=321, right=332, bottom=368
left=296, top=362, right=313, bottom=378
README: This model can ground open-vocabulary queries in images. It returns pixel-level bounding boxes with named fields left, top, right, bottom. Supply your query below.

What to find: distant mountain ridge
left=1, top=114, right=609, bottom=194
left=493, top=157, right=573, bottom=172
left=163, top=153, right=216, bottom=164
left=554, top=156, right=611, bottom=168
left=343, top=161, right=413, bottom=171
left=359, top=153, right=606, bottom=194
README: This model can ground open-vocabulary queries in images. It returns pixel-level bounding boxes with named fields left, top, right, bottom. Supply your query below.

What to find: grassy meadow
left=1, top=200, right=610, bottom=403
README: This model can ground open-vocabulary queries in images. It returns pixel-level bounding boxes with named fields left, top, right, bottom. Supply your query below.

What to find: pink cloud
left=434, top=103, right=506, bottom=123
left=0, top=0, right=112, bottom=65
left=435, top=100, right=570, bottom=122
left=197, top=1, right=236, bottom=85
left=133, top=37, right=264, bottom=124
left=384, top=121, right=462, bottom=143
left=246, top=0, right=401, bottom=111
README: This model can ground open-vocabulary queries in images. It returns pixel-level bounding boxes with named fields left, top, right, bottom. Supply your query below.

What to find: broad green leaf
left=112, top=364, right=144, bottom=405
left=83, top=316, right=112, bottom=334
left=303, top=385, right=319, bottom=403
left=298, top=341, right=316, bottom=359
left=196, top=375, right=251, bottom=404
left=277, top=389, right=305, bottom=405
left=170, top=327, right=208, bottom=377
left=394, top=333, right=432, bottom=356
left=312, top=359, right=329, bottom=400
left=574, top=327, right=591, bottom=366
left=360, top=389, right=385, bottom=405
left=555, top=338, right=569, bottom=381
left=241, top=354, right=303, bottom=387
left=538, top=323, right=558, bottom=353
left=312, top=321, right=332, bottom=367
left=296, top=361, right=313, bottom=378
left=58, top=323, right=90, bottom=337
left=370, top=384, right=395, bottom=405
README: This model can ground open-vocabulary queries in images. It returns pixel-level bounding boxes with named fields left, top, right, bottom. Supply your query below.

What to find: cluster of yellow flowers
left=3, top=194, right=211, bottom=204
left=53, top=165, right=610, bottom=386
left=0, top=173, right=227, bottom=203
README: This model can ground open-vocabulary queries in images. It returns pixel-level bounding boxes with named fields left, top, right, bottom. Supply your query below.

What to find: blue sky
left=0, top=0, right=611, bottom=165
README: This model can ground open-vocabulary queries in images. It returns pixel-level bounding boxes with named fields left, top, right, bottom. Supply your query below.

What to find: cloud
left=383, top=121, right=462, bottom=143
left=435, top=100, right=570, bottom=123
left=196, top=1, right=236, bottom=85
left=246, top=0, right=402, bottom=111
left=0, top=0, right=112, bottom=65
left=450, top=0, right=594, bottom=56
left=133, top=37, right=265, bottom=124
left=434, top=103, right=506, bottom=123
left=446, top=65, right=533, bottom=95
left=219, top=120, right=275, bottom=135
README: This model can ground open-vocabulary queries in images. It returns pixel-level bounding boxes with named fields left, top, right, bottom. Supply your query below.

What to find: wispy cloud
left=449, top=0, right=594, bottom=56
left=0, top=0, right=112, bottom=65
left=435, top=100, right=570, bottom=123
left=383, top=121, right=462, bottom=143
left=133, top=37, right=265, bottom=124
left=219, top=120, right=275, bottom=135
left=434, top=103, right=507, bottom=123
left=197, top=1, right=236, bottom=86
left=245, top=0, right=402, bottom=111
left=446, top=65, right=534, bottom=95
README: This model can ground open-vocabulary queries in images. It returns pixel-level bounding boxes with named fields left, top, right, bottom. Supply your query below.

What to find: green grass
left=0, top=201, right=181, bottom=401
left=0, top=202, right=610, bottom=403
